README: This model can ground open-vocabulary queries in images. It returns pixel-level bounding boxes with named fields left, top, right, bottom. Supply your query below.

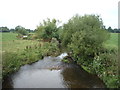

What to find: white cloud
left=0, top=0, right=119, bottom=29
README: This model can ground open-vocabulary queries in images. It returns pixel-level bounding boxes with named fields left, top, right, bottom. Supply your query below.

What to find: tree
left=35, top=18, right=60, bottom=41
left=106, top=27, right=120, bottom=33
left=15, top=25, right=28, bottom=35
left=10, top=29, right=15, bottom=32
left=0, top=27, right=9, bottom=32
left=26, top=29, right=34, bottom=33
left=107, top=27, right=113, bottom=32
left=114, top=28, right=120, bottom=33
left=61, top=14, right=110, bottom=64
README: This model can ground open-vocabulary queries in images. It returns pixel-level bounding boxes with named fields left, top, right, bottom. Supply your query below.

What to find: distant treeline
left=0, top=26, right=34, bottom=33
left=0, top=26, right=120, bottom=33
left=106, top=26, right=120, bottom=33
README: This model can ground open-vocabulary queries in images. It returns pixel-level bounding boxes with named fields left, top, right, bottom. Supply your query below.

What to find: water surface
left=3, top=53, right=105, bottom=88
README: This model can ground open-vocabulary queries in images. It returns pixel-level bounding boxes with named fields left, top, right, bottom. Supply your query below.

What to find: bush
left=39, top=42, right=59, bottom=56
left=35, top=19, right=60, bottom=41
left=15, top=25, right=28, bottom=35
left=61, top=14, right=110, bottom=63
left=80, top=48, right=119, bottom=88
left=2, top=52, right=22, bottom=77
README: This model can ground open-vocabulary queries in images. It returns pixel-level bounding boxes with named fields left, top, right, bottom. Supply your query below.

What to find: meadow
left=2, top=33, right=18, bottom=41
left=104, top=33, right=118, bottom=49
left=2, top=32, right=118, bottom=54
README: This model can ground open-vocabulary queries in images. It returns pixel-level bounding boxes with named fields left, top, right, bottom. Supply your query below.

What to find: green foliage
left=62, top=15, right=107, bottom=47
left=61, top=59, right=70, bottom=63
left=35, top=18, right=60, bottom=41
left=0, top=27, right=9, bottom=32
left=39, top=42, right=59, bottom=56
left=2, top=52, right=21, bottom=76
left=15, top=25, right=28, bottom=35
left=2, top=50, right=39, bottom=77
left=61, top=14, right=119, bottom=88
left=81, top=48, right=119, bottom=88
left=10, top=29, right=15, bottom=32
left=107, top=26, right=120, bottom=33
left=61, top=14, right=110, bottom=62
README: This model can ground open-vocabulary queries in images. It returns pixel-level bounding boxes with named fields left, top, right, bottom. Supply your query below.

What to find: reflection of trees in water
left=61, top=64, right=105, bottom=88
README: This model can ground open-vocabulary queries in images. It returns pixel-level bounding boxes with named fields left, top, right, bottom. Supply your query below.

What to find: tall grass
left=2, top=40, right=40, bottom=52
left=2, top=33, right=60, bottom=79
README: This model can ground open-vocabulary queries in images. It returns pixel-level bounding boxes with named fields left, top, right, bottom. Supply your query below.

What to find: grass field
left=2, top=33, right=18, bottom=41
left=104, top=33, right=118, bottom=49
left=1, top=32, right=118, bottom=57
left=2, top=32, right=119, bottom=51
left=2, top=40, right=40, bottom=52
left=2, top=33, right=39, bottom=52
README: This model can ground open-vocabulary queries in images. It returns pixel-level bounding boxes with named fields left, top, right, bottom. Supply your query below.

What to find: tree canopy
left=61, top=14, right=110, bottom=63
left=35, top=18, right=60, bottom=41
left=0, top=27, right=9, bottom=32
left=15, top=25, right=28, bottom=35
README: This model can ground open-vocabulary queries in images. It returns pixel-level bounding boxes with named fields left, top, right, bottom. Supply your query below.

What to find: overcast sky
left=0, top=0, right=119, bottom=30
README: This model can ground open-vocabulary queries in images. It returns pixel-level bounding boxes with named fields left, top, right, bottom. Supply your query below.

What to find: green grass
left=100, top=33, right=119, bottom=88
left=1, top=32, right=40, bottom=53
left=2, top=32, right=18, bottom=41
left=1, top=32, right=41, bottom=77
left=104, top=33, right=118, bottom=49
left=2, top=32, right=118, bottom=53
left=2, top=40, right=40, bottom=53
left=2, top=32, right=59, bottom=78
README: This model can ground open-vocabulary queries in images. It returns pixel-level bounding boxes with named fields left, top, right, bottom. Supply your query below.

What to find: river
left=3, top=53, right=105, bottom=88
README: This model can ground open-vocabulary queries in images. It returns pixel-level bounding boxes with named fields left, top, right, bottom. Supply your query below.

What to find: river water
left=3, top=53, right=105, bottom=88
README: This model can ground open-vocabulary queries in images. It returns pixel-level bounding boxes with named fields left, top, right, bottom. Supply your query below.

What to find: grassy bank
left=62, top=33, right=119, bottom=88
left=2, top=32, right=60, bottom=79
left=82, top=33, right=119, bottom=88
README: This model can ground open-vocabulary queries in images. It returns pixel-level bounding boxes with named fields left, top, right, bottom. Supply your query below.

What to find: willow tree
left=61, top=14, right=110, bottom=64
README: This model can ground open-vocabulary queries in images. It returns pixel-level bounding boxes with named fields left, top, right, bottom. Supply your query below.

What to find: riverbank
left=2, top=33, right=61, bottom=80
left=3, top=53, right=106, bottom=88
left=2, top=32, right=119, bottom=88
left=61, top=33, right=119, bottom=88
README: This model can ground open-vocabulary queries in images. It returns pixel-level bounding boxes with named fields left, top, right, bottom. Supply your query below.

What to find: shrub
left=35, top=19, right=60, bottom=41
